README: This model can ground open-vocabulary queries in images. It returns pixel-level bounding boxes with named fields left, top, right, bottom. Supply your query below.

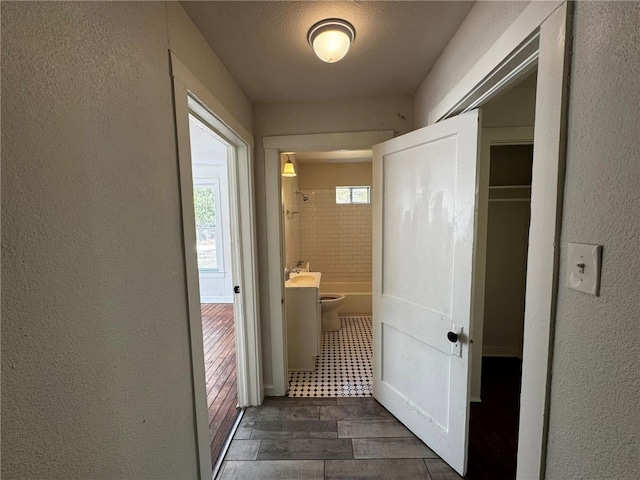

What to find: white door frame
left=262, top=131, right=393, bottom=396
left=431, top=3, right=571, bottom=478
left=470, top=126, right=535, bottom=403
left=170, top=52, right=262, bottom=479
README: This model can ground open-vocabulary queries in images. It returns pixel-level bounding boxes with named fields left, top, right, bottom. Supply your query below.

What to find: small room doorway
left=171, top=53, right=263, bottom=479
left=187, top=113, right=239, bottom=466
left=467, top=69, right=537, bottom=480
left=280, top=150, right=374, bottom=398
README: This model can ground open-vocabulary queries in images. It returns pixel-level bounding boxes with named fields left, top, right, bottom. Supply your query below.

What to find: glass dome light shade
left=308, top=19, right=355, bottom=64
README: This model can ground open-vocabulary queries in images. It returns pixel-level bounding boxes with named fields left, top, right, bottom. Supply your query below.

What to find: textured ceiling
left=180, top=1, right=475, bottom=103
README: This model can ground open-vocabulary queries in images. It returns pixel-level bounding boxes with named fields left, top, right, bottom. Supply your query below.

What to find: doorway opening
left=281, top=150, right=374, bottom=397
left=171, top=52, right=263, bottom=479
left=467, top=69, right=537, bottom=480
left=263, top=4, right=569, bottom=475
left=187, top=113, right=240, bottom=465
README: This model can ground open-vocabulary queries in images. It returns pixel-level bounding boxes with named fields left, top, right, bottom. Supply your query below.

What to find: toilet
left=320, top=294, right=346, bottom=331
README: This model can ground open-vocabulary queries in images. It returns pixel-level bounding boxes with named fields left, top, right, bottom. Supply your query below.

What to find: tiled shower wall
left=299, top=189, right=372, bottom=282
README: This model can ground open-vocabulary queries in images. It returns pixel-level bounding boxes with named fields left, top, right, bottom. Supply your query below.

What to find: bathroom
left=281, top=150, right=373, bottom=397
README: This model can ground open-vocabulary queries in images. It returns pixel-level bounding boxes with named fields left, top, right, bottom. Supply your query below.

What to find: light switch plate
left=567, top=243, right=603, bottom=296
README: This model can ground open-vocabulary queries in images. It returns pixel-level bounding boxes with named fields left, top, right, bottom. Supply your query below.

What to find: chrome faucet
left=284, top=268, right=301, bottom=281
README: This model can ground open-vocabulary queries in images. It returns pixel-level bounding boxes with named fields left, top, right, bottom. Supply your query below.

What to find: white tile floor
left=288, top=316, right=373, bottom=397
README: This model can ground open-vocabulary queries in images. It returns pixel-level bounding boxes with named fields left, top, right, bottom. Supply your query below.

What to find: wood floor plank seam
left=201, top=303, right=238, bottom=469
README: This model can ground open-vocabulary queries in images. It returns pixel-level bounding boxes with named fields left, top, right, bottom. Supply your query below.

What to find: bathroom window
left=336, top=186, right=370, bottom=204
left=193, top=179, right=223, bottom=272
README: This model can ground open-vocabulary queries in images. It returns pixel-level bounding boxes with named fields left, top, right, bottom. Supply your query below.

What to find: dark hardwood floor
left=201, top=303, right=240, bottom=466
left=467, top=357, right=522, bottom=480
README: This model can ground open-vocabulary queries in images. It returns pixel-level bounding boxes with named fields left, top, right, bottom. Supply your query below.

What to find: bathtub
left=320, top=281, right=372, bottom=315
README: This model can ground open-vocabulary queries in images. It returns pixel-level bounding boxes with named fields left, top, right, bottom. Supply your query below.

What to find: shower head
left=295, top=190, right=309, bottom=202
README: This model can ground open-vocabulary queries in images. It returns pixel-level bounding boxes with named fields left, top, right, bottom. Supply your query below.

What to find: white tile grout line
left=288, top=316, right=372, bottom=397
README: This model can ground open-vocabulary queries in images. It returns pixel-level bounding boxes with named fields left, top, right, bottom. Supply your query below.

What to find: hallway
left=217, top=357, right=522, bottom=479
left=218, top=397, right=463, bottom=479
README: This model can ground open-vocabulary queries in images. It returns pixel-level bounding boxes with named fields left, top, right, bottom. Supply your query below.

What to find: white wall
left=484, top=201, right=530, bottom=357
left=483, top=145, right=533, bottom=357
left=281, top=157, right=300, bottom=269
left=483, top=86, right=537, bottom=128
left=545, top=3, right=640, bottom=478
left=414, top=1, right=530, bottom=127
left=481, top=84, right=536, bottom=359
left=1, top=2, right=252, bottom=478
left=166, top=2, right=252, bottom=134
left=254, top=95, right=413, bottom=388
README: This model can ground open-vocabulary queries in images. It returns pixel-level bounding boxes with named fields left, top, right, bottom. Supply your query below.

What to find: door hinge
left=234, top=286, right=240, bottom=294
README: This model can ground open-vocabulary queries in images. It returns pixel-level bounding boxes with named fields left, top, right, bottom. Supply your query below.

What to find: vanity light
left=307, top=18, right=355, bottom=63
left=282, top=156, right=296, bottom=177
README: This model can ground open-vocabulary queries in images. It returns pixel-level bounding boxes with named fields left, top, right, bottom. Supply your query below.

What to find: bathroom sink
left=288, top=274, right=317, bottom=286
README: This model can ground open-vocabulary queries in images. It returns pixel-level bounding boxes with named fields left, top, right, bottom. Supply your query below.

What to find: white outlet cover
left=566, top=243, right=603, bottom=296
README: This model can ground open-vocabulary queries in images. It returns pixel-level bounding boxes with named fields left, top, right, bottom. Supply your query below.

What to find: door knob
left=447, top=331, right=458, bottom=343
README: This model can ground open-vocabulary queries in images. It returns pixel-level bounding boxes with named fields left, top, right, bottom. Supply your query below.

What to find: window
left=336, top=186, right=370, bottom=204
left=193, top=180, right=223, bottom=271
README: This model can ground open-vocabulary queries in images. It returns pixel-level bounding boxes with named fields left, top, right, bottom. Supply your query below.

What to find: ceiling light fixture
left=282, top=155, right=296, bottom=177
left=307, top=18, right=355, bottom=63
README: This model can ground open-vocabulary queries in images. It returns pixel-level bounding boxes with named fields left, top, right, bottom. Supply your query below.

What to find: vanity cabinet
left=285, top=272, right=322, bottom=371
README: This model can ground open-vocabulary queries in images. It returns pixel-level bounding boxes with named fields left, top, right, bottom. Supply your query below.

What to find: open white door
left=372, top=109, right=480, bottom=476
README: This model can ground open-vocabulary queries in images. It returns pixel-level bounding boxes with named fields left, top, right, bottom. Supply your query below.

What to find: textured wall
left=166, top=2, right=253, bottom=134
left=1, top=2, right=252, bottom=478
left=545, top=3, right=640, bottom=478
left=414, top=1, right=529, bottom=127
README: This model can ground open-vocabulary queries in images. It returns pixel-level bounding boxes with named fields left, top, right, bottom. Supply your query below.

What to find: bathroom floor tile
left=287, top=316, right=373, bottom=398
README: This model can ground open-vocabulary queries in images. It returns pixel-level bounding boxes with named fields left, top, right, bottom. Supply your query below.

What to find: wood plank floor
left=201, top=303, right=240, bottom=466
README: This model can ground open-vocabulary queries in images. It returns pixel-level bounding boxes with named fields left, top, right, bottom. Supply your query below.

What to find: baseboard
left=482, top=346, right=521, bottom=357
left=263, top=384, right=286, bottom=398
left=201, top=296, right=233, bottom=304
